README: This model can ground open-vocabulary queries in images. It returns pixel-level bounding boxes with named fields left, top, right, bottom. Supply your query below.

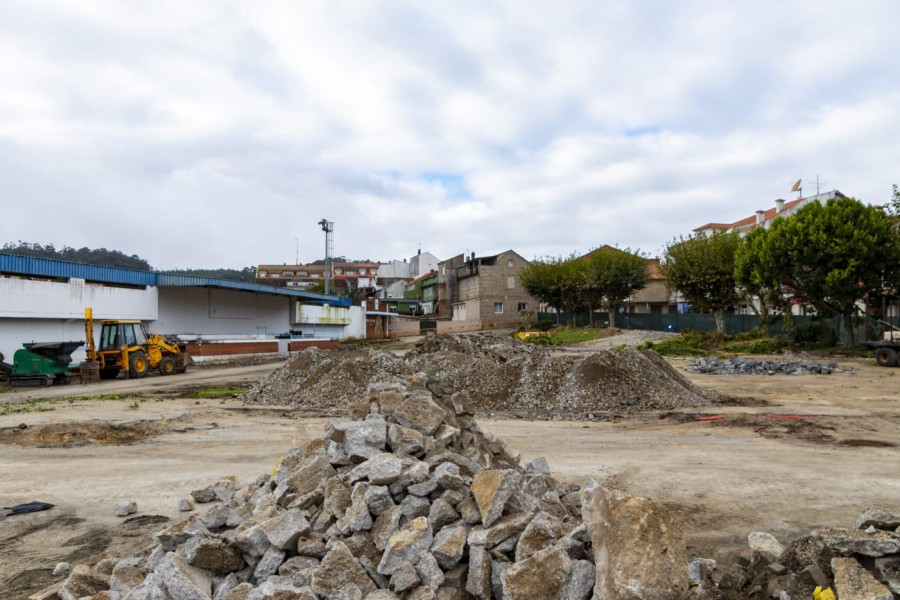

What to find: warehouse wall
left=153, top=288, right=291, bottom=338
left=0, top=276, right=158, bottom=362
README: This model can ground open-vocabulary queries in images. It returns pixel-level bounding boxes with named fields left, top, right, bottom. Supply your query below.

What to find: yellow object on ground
left=515, top=331, right=545, bottom=340
left=271, top=456, right=284, bottom=478
left=813, top=586, right=835, bottom=600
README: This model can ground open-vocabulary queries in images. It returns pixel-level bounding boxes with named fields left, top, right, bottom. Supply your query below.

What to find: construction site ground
left=1, top=348, right=898, bottom=597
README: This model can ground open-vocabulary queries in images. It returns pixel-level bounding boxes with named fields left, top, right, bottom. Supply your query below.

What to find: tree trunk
left=589, top=308, right=595, bottom=328
left=714, top=308, right=726, bottom=334
left=608, top=308, right=616, bottom=329
left=843, top=311, right=856, bottom=347
left=555, top=309, right=560, bottom=326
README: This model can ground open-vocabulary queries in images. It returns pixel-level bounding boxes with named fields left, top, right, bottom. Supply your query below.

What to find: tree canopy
left=519, top=255, right=587, bottom=325
left=741, top=196, right=899, bottom=345
left=663, top=231, right=741, bottom=332
left=733, top=226, right=783, bottom=331
left=585, top=247, right=650, bottom=325
left=2, top=241, right=152, bottom=271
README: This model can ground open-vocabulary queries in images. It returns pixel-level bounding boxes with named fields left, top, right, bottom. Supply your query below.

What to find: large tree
left=751, top=196, right=899, bottom=346
left=734, top=226, right=783, bottom=332
left=663, top=231, right=742, bottom=333
left=520, top=255, right=591, bottom=326
left=585, top=247, right=650, bottom=326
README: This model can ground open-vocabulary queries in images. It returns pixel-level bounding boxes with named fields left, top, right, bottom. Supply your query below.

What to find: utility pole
left=294, top=238, right=299, bottom=265
left=318, top=219, right=334, bottom=295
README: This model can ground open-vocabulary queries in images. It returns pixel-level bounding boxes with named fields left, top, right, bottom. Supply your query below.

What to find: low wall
left=389, top=317, right=421, bottom=338
left=436, top=320, right=484, bottom=334
left=186, top=339, right=339, bottom=356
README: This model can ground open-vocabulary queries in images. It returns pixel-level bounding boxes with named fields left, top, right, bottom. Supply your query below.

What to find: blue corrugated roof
left=0, top=252, right=351, bottom=307
left=0, top=253, right=156, bottom=286
left=155, top=273, right=352, bottom=306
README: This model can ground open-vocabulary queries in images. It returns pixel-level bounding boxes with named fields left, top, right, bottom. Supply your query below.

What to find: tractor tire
left=128, top=351, right=150, bottom=379
left=99, top=368, right=120, bottom=380
left=875, top=347, right=898, bottom=367
left=158, top=356, right=177, bottom=376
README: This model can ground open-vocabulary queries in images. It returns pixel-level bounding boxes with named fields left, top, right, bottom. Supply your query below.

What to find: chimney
left=418, top=248, right=421, bottom=256
left=471, top=252, right=476, bottom=261
left=775, top=199, right=785, bottom=213
left=755, top=210, right=765, bottom=225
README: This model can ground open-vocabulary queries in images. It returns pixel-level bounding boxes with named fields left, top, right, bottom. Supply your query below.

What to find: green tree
left=888, top=184, right=900, bottom=217
left=758, top=196, right=899, bottom=346
left=663, top=231, right=742, bottom=333
left=585, top=247, right=651, bottom=327
left=520, top=255, right=589, bottom=326
left=734, top=227, right=784, bottom=332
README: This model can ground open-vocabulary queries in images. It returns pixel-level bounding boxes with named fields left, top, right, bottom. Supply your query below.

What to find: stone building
left=443, top=250, right=538, bottom=326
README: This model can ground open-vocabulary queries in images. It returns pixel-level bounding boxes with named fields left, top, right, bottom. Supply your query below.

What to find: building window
left=508, top=259, right=514, bottom=267
left=494, top=302, right=503, bottom=314
left=282, top=271, right=292, bottom=277
left=370, top=269, right=377, bottom=275
left=518, top=303, right=527, bottom=311
left=335, top=268, right=343, bottom=275
left=359, top=268, right=366, bottom=275
left=297, top=271, right=307, bottom=277
left=259, top=270, right=267, bottom=277
left=507, top=276, right=515, bottom=289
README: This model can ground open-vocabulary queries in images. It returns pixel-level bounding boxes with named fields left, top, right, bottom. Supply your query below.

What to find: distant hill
left=2, top=241, right=152, bottom=271
left=2, top=241, right=257, bottom=283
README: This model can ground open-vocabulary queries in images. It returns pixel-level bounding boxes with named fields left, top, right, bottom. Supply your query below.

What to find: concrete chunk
left=471, top=470, right=521, bottom=528
left=832, top=557, right=893, bottom=600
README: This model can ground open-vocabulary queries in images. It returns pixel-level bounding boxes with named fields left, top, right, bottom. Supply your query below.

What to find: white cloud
left=1, top=0, right=898, bottom=268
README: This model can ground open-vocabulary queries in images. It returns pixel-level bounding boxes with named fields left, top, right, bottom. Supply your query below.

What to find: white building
left=0, top=253, right=364, bottom=363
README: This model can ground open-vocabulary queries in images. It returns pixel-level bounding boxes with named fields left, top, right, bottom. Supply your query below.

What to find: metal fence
left=536, top=311, right=898, bottom=343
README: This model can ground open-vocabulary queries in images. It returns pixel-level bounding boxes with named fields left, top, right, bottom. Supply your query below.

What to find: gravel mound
left=242, top=333, right=716, bottom=415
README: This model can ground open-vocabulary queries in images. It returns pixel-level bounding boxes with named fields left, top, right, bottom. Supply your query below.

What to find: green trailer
left=0, top=341, right=84, bottom=387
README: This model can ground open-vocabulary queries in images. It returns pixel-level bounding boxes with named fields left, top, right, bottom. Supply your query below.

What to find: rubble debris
left=831, top=557, right=893, bottom=600
left=855, top=506, right=900, bottom=531
left=688, top=357, right=848, bottom=375
left=114, top=500, right=138, bottom=517
left=48, top=375, right=696, bottom=599
left=243, top=332, right=718, bottom=417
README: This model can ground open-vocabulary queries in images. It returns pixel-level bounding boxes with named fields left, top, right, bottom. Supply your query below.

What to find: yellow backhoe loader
left=84, top=308, right=192, bottom=379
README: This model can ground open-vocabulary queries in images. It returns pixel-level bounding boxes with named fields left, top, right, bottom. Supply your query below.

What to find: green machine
left=0, top=341, right=84, bottom=387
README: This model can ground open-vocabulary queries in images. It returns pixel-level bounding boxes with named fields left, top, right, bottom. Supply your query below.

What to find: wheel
left=99, top=368, right=120, bottom=380
left=158, top=356, right=176, bottom=376
left=128, top=351, right=150, bottom=378
left=875, top=347, right=898, bottom=367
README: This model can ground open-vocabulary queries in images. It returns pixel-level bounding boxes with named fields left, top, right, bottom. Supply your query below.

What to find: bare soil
left=1, top=355, right=898, bottom=598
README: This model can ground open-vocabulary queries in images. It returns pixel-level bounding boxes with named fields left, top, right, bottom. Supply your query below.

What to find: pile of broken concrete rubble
left=687, top=357, right=845, bottom=376
left=46, top=376, right=691, bottom=600
left=706, top=508, right=900, bottom=599
left=242, top=332, right=717, bottom=417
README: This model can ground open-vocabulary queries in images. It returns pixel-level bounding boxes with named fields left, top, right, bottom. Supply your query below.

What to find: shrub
left=789, top=321, right=836, bottom=347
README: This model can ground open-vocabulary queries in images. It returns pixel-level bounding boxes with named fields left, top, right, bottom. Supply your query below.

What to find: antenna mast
left=318, top=219, right=334, bottom=295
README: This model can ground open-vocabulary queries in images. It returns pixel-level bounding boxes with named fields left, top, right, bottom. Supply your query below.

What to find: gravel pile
left=242, top=333, right=717, bottom=416
left=687, top=357, right=846, bottom=375
left=46, top=376, right=691, bottom=600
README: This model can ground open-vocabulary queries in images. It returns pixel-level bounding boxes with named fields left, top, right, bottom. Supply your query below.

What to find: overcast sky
left=1, top=1, right=898, bottom=269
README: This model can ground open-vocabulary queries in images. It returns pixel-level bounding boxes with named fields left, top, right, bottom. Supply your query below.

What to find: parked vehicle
left=84, top=308, right=191, bottom=379
left=0, top=341, right=83, bottom=387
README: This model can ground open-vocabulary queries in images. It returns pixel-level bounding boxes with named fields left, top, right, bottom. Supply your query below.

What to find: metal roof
left=0, top=253, right=156, bottom=286
left=0, top=252, right=351, bottom=307
left=155, top=273, right=352, bottom=306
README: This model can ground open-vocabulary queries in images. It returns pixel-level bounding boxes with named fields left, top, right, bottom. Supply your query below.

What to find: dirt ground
left=1, top=354, right=898, bottom=598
